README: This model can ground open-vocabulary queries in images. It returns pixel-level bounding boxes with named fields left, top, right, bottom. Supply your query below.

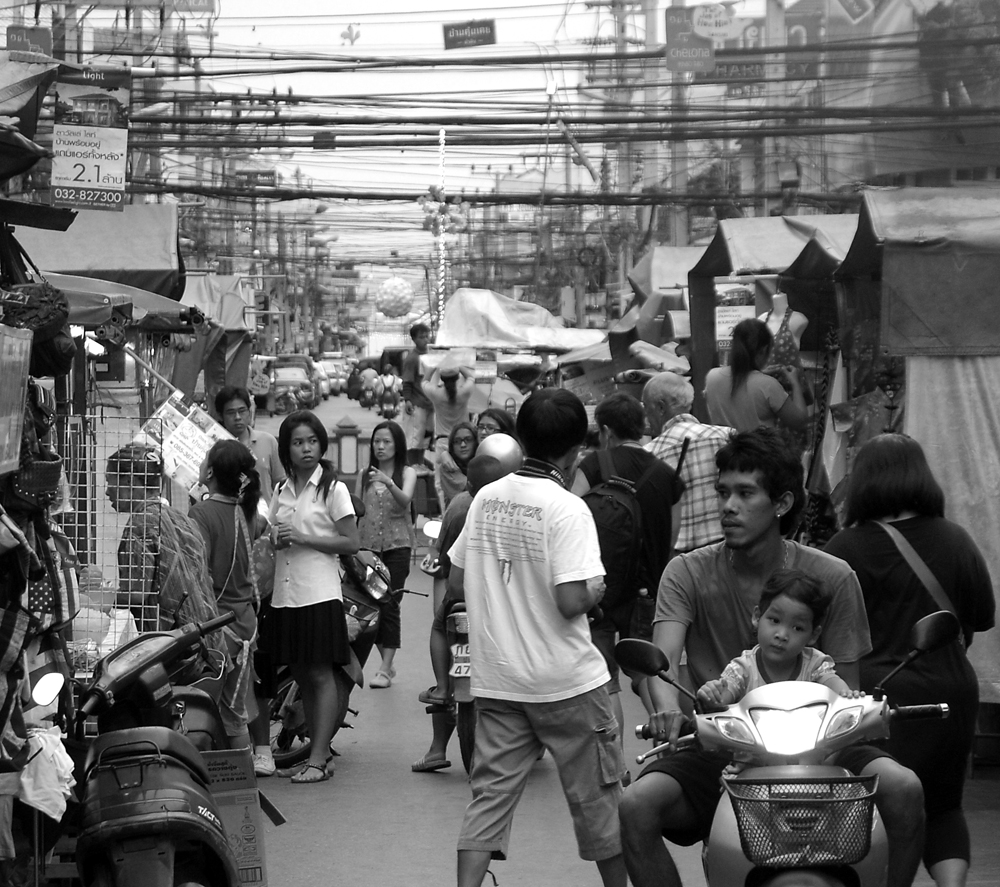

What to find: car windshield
left=321, top=361, right=340, bottom=374
left=274, top=367, right=309, bottom=382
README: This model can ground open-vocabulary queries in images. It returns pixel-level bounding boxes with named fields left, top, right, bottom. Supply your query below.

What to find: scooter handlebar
left=892, top=703, right=950, bottom=721
left=198, top=611, right=236, bottom=636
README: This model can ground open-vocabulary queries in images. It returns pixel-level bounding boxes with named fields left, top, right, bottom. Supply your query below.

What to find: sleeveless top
left=762, top=307, right=804, bottom=373
left=358, top=479, right=416, bottom=552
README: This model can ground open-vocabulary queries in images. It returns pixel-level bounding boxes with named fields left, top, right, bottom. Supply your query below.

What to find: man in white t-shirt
left=448, top=388, right=626, bottom=887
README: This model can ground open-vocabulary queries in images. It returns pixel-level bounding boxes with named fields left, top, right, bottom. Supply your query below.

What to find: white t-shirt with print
left=269, top=466, right=355, bottom=608
left=449, top=472, right=609, bottom=703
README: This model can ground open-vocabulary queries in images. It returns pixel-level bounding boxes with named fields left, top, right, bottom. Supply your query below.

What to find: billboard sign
left=665, top=9, right=715, bottom=74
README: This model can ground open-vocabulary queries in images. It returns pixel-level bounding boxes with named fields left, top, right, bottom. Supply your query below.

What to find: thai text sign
left=443, top=19, right=496, bottom=50
left=51, top=69, right=130, bottom=212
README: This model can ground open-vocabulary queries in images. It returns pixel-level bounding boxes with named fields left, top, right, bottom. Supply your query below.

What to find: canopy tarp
left=181, top=274, right=250, bottom=331
left=16, top=203, right=183, bottom=299
left=628, top=245, right=706, bottom=297
left=688, top=214, right=860, bottom=418
left=837, top=188, right=1000, bottom=356
left=48, top=272, right=190, bottom=329
left=0, top=51, right=60, bottom=182
left=436, top=287, right=604, bottom=352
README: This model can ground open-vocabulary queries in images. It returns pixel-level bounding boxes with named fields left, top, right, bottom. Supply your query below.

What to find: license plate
left=449, top=643, right=471, bottom=678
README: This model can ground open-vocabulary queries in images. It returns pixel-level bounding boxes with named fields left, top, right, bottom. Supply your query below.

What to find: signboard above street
left=665, top=9, right=715, bottom=74
left=443, top=19, right=497, bottom=50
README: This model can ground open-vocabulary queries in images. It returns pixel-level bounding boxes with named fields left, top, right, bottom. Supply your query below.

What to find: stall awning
left=182, top=274, right=250, bottom=331
left=691, top=214, right=861, bottom=278
left=629, top=245, right=707, bottom=297
left=780, top=215, right=860, bottom=281
left=50, top=272, right=190, bottom=329
left=837, top=188, right=1000, bottom=355
left=15, top=203, right=183, bottom=299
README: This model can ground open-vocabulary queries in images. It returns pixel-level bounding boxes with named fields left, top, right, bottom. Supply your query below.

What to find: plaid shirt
left=645, top=415, right=732, bottom=552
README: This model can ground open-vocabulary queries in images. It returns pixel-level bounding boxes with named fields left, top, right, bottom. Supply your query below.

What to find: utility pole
left=670, top=0, right=689, bottom=246
left=640, top=0, right=661, bottom=244
left=764, top=0, right=786, bottom=216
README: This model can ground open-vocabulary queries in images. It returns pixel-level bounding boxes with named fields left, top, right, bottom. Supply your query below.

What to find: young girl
left=260, top=411, right=360, bottom=783
left=356, top=421, right=417, bottom=689
left=697, top=570, right=859, bottom=709
left=189, top=440, right=266, bottom=753
left=435, top=420, right=478, bottom=514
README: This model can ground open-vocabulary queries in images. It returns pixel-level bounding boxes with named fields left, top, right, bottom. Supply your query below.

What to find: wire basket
left=723, top=775, right=878, bottom=867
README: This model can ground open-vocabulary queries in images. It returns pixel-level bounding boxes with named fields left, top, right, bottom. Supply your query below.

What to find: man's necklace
left=728, top=540, right=788, bottom=573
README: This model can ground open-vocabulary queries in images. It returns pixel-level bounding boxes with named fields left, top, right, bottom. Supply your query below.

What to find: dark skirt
left=260, top=598, right=351, bottom=667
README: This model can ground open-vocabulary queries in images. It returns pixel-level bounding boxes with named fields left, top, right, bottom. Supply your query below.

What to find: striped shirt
left=645, top=415, right=731, bottom=552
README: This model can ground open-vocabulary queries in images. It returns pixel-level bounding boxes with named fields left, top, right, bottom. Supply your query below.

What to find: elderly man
left=108, top=444, right=224, bottom=670
left=642, top=373, right=731, bottom=557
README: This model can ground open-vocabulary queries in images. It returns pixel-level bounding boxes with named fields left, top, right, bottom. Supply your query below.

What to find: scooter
left=268, top=550, right=391, bottom=769
left=616, top=610, right=960, bottom=887
left=73, top=612, right=240, bottom=887
left=359, top=385, right=378, bottom=410
left=419, top=520, right=475, bottom=773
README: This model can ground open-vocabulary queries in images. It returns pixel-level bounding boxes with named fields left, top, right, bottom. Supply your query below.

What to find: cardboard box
left=202, top=748, right=269, bottom=887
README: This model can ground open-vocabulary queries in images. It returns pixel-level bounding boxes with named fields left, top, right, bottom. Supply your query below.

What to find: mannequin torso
left=761, top=293, right=808, bottom=350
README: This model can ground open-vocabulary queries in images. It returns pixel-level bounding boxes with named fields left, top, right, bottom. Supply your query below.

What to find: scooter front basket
left=723, top=775, right=878, bottom=868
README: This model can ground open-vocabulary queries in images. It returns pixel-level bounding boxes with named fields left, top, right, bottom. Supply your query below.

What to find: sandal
left=412, top=755, right=451, bottom=773
left=290, top=763, right=330, bottom=784
left=370, top=670, right=392, bottom=689
left=418, top=687, right=449, bottom=705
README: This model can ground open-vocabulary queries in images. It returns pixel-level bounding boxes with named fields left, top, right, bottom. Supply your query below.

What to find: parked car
left=315, top=363, right=331, bottom=400
left=272, top=365, right=317, bottom=412
left=319, top=358, right=347, bottom=396
left=275, top=354, right=323, bottom=406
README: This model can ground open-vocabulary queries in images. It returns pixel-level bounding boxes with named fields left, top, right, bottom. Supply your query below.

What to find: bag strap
left=875, top=521, right=956, bottom=616
left=597, top=448, right=614, bottom=483
left=674, top=437, right=691, bottom=477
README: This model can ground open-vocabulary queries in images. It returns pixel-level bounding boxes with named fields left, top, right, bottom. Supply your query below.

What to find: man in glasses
left=215, top=386, right=285, bottom=503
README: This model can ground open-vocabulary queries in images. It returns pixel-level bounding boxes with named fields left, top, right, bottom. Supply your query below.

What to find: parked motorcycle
left=272, top=390, right=299, bottom=415
left=616, top=610, right=960, bottom=887
left=73, top=612, right=240, bottom=887
left=268, top=550, right=391, bottom=769
left=419, top=519, right=475, bottom=773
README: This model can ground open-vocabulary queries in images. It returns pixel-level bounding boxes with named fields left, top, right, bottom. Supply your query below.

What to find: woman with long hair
left=475, top=407, right=518, bottom=443
left=434, top=420, right=478, bottom=513
left=825, top=434, right=995, bottom=887
left=189, top=439, right=265, bottom=753
left=704, top=317, right=808, bottom=432
left=259, top=411, right=360, bottom=783
left=356, top=420, right=417, bottom=688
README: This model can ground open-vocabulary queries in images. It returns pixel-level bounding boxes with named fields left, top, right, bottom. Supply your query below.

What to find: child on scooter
left=697, top=569, right=863, bottom=710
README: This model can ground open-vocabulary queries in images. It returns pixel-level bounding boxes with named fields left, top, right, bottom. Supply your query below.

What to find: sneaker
left=253, top=753, right=276, bottom=777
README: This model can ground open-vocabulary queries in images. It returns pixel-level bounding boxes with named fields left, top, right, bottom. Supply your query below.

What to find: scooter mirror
left=615, top=639, right=669, bottom=677
left=31, top=671, right=65, bottom=707
left=910, top=610, right=961, bottom=654
left=422, top=519, right=443, bottom=542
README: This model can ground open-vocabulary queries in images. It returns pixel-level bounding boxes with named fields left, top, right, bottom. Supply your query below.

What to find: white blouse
left=268, top=465, right=355, bottom=608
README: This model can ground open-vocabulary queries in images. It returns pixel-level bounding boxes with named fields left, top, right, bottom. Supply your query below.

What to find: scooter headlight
left=713, top=717, right=756, bottom=746
left=750, top=704, right=827, bottom=755
left=825, top=705, right=864, bottom=741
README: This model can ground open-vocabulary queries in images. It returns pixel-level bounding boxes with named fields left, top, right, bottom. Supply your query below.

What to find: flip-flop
left=418, top=687, right=449, bottom=706
left=291, top=763, right=330, bottom=784
left=411, top=755, right=451, bottom=773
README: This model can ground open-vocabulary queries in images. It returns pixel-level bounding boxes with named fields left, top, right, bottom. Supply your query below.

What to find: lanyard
left=516, top=457, right=566, bottom=488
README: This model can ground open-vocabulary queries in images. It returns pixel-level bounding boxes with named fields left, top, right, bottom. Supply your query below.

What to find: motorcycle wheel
left=757, top=873, right=848, bottom=887
left=457, top=701, right=476, bottom=775
left=269, top=669, right=354, bottom=768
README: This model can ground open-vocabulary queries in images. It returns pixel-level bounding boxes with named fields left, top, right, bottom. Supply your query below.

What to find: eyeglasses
left=477, top=423, right=500, bottom=435
left=454, top=435, right=476, bottom=445
left=224, top=407, right=250, bottom=419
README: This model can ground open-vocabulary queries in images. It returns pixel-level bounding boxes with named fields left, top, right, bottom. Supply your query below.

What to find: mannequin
left=760, top=292, right=808, bottom=351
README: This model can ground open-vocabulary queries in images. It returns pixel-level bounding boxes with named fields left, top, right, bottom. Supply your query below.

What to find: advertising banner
left=51, top=69, right=130, bottom=212
left=0, top=325, right=32, bottom=475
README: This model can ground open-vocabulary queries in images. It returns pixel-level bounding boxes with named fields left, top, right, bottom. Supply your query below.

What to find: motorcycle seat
left=85, top=726, right=212, bottom=784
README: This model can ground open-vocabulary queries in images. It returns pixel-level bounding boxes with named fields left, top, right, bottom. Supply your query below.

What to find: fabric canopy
left=181, top=274, right=250, bottom=331
left=436, top=288, right=604, bottom=352
left=628, top=245, right=706, bottom=297
left=837, top=188, right=1000, bottom=356
left=49, top=272, right=189, bottom=329
left=16, top=203, right=183, bottom=299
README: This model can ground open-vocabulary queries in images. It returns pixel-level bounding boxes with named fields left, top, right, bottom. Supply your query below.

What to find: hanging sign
left=665, top=9, right=715, bottom=74
left=443, top=19, right=496, bottom=50
left=51, top=69, right=130, bottom=212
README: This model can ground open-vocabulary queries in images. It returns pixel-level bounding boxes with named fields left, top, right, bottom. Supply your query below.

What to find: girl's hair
left=448, top=421, right=479, bottom=471
left=843, top=433, right=945, bottom=526
left=477, top=407, right=518, bottom=439
left=442, top=372, right=459, bottom=404
left=206, top=439, right=261, bottom=522
left=277, top=410, right=337, bottom=501
left=758, top=569, right=831, bottom=630
left=363, top=420, right=407, bottom=491
left=729, top=318, right=774, bottom=396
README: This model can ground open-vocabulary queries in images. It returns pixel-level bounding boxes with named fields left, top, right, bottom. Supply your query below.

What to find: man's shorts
left=458, top=685, right=624, bottom=862
left=403, top=405, right=433, bottom=450
left=636, top=743, right=894, bottom=846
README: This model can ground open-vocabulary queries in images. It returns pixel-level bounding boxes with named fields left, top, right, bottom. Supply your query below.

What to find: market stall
left=833, top=187, right=1000, bottom=704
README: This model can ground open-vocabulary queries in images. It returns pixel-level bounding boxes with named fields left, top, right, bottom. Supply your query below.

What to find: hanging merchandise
left=375, top=277, right=414, bottom=318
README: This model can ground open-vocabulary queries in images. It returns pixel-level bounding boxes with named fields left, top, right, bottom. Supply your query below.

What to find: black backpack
left=582, top=450, right=659, bottom=612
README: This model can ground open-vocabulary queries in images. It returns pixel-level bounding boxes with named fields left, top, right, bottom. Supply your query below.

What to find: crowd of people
left=103, top=319, right=994, bottom=887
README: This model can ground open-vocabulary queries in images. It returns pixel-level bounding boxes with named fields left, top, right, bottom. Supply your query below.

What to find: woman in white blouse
left=263, top=411, right=360, bottom=784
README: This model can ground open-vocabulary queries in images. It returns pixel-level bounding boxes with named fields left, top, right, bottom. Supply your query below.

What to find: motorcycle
left=273, top=389, right=299, bottom=415
left=73, top=612, right=240, bottom=887
left=268, top=550, right=391, bottom=769
left=379, top=388, right=400, bottom=419
left=616, top=610, right=960, bottom=887
left=359, top=385, right=378, bottom=410
left=419, top=520, right=475, bottom=773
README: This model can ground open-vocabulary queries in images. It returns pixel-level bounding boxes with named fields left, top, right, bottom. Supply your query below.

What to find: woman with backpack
left=356, top=420, right=417, bottom=689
